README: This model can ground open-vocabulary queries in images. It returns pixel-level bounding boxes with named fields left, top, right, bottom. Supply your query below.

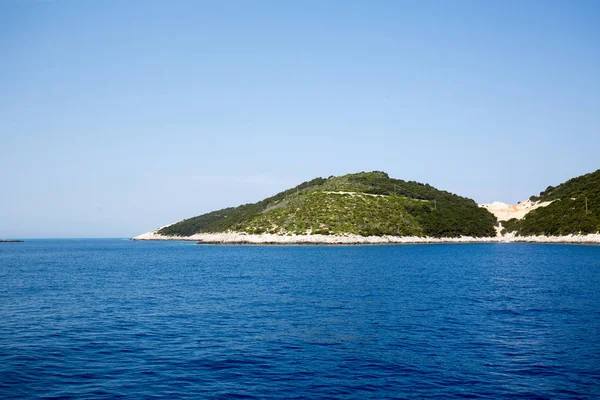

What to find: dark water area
left=1, top=240, right=599, bottom=399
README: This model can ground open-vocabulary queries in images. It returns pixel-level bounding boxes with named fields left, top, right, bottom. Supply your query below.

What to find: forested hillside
left=158, top=171, right=497, bottom=238
left=502, top=169, right=600, bottom=236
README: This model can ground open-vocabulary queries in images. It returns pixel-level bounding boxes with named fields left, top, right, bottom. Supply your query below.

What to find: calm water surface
left=1, top=240, right=599, bottom=399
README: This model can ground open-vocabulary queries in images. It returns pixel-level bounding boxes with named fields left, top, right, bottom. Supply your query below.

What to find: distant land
left=0, top=240, right=23, bottom=243
left=134, top=170, right=600, bottom=244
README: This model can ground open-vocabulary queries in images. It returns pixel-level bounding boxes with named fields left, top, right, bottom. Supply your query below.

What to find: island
left=133, top=170, right=600, bottom=244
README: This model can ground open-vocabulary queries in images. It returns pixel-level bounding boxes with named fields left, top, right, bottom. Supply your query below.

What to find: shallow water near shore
left=1, top=240, right=599, bottom=398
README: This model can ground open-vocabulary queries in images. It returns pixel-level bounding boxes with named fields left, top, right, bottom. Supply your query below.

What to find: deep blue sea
left=1, top=240, right=599, bottom=399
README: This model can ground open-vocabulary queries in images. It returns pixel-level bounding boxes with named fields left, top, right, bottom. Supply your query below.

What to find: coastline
left=132, top=231, right=600, bottom=245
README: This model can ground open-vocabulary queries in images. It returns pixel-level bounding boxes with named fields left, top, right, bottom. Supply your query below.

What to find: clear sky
left=1, top=1, right=599, bottom=238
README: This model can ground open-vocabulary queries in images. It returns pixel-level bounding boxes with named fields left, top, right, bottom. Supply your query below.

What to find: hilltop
left=150, top=171, right=497, bottom=239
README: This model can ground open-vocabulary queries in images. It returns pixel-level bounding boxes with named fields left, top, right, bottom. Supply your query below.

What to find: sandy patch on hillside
left=479, top=200, right=553, bottom=221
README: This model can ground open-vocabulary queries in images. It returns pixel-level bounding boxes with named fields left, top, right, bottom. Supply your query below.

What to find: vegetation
left=159, top=171, right=497, bottom=238
left=503, top=169, right=600, bottom=236
left=235, top=191, right=426, bottom=236
left=158, top=177, right=327, bottom=236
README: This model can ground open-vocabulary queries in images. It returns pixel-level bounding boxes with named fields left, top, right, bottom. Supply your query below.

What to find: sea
left=1, top=239, right=599, bottom=399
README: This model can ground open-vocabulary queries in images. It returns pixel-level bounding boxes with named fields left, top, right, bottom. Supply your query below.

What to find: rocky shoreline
left=132, top=231, right=600, bottom=245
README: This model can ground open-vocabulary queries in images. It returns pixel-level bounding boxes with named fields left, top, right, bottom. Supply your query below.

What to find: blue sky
left=1, top=1, right=599, bottom=238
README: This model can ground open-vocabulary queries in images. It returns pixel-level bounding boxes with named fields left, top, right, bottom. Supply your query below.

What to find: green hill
left=158, top=171, right=497, bottom=238
left=502, top=169, right=600, bottom=236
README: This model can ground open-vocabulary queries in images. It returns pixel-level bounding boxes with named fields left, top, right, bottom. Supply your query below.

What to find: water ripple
left=0, top=240, right=599, bottom=398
